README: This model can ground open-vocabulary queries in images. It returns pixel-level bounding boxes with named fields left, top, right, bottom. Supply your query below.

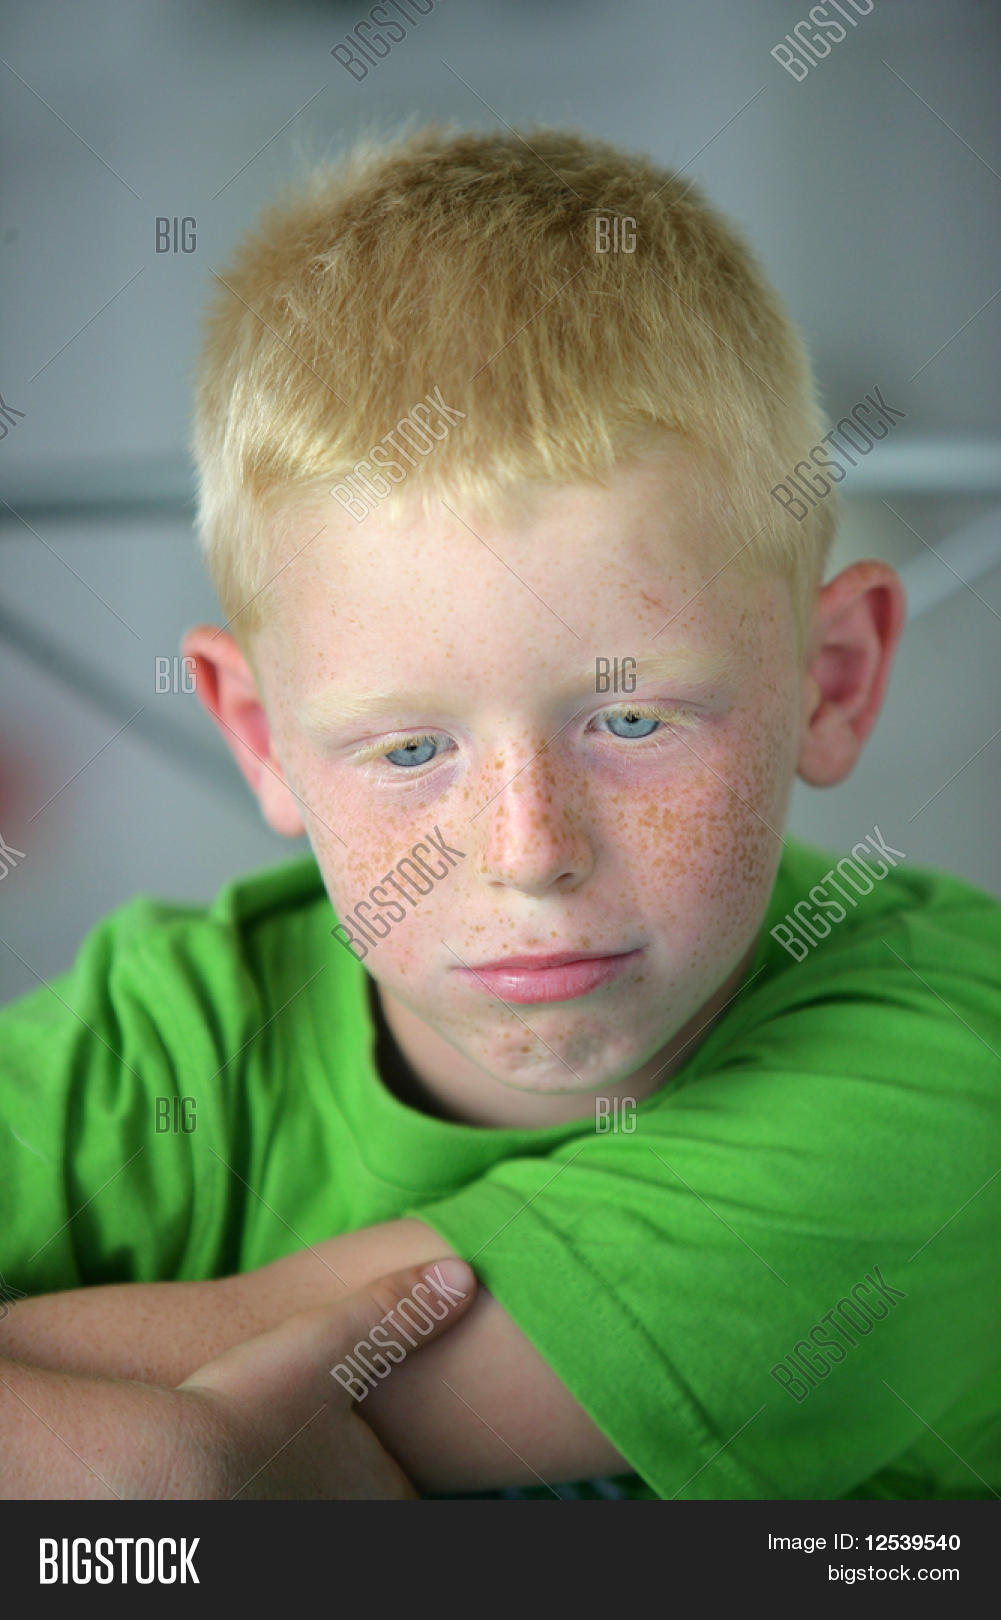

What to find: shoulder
left=711, top=832, right=1001, bottom=1077
left=0, top=850, right=331, bottom=1058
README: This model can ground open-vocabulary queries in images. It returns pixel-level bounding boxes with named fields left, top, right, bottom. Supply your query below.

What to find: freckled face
left=250, top=449, right=805, bottom=1106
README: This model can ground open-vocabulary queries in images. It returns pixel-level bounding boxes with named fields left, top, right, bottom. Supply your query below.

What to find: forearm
left=0, top=1357, right=221, bottom=1499
left=1, top=1273, right=267, bottom=1384
left=2, top=1224, right=630, bottom=1492
left=0, top=1218, right=448, bottom=1385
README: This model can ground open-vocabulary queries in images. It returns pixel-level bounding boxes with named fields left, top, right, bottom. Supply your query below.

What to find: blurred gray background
left=2, top=0, right=999, bottom=1001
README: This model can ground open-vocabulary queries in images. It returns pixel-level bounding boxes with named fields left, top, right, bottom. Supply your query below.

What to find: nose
left=471, top=744, right=595, bottom=894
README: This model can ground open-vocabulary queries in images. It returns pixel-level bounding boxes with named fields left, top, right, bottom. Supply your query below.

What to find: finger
left=178, top=1256, right=475, bottom=1435
left=325, top=1256, right=477, bottom=1407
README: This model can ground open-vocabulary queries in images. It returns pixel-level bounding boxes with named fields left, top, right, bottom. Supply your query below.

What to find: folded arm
left=0, top=1218, right=630, bottom=1494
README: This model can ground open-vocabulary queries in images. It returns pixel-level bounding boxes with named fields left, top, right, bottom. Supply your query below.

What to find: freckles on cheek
left=298, top=772, right=454, bottom=963
left=687, top=729, right=789, bottom=938
left=322, top=820, right=423, bottom=919
left=610, top=723, right=788, bottom=957
left=280, top=733, right=411, bottom=874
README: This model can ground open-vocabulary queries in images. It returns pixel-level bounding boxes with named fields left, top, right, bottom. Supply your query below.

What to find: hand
left=172, top=1256, right=475, bottom=1499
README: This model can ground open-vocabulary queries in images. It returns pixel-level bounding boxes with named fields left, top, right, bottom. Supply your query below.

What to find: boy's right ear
left=180, top=625, right=307, bottom=838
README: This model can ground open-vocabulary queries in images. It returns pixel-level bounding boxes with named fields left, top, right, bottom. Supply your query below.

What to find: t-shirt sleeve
left=402, top=900, right=1001, bottom=1500
left=0, top=898, right=266, bottom=1297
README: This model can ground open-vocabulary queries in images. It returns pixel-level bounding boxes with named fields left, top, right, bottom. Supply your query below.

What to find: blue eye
left=384, top=736, right=439, bottom=768
left=370, top=706, right=680, bottom=773
left=603, top=710, right=661, bottom=739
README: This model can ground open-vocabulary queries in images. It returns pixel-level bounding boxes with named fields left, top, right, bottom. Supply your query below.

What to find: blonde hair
left=189, top=121, right=836, bottom=654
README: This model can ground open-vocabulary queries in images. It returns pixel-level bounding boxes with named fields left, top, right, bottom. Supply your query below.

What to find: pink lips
left=455, top=948, right=642, bottom=1005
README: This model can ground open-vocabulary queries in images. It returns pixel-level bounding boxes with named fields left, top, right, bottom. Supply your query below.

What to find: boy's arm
left=1, top=1217, right=631, bottom=1493
left=0, top=1256, right=478, bottom=1498
left=0, top=1357, right=216, bottom=1499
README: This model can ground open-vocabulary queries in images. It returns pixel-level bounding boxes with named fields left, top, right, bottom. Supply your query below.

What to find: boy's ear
left=797, top=560, right=907, bottom=787
left=180, top=625, right=306, bottom=837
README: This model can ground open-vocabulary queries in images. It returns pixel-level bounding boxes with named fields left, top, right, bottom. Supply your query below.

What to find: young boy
left=2, top=124, right=999, bottom=1501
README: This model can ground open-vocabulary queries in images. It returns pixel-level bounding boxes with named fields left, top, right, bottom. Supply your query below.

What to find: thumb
left=178, top=1257, right=476, bottom=1432
left=326, top=1256, right=477, bottom=1403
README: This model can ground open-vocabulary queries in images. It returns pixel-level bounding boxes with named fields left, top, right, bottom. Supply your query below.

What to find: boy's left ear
left=180, top=625, right=307, bottom=837
left=797, top=560, right=907, bottom=787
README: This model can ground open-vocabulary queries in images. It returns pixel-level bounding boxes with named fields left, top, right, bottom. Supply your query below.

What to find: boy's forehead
left=273, top=440, right=724, bottom=590
left=257, top=445, right=786, bottom=692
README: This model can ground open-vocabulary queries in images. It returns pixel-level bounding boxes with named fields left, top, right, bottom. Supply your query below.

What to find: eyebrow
left=298, top=648, right=741, bottom=731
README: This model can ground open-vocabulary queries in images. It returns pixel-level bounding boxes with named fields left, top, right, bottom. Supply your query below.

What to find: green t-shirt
left=1, top=835, right=999, bottom=1500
